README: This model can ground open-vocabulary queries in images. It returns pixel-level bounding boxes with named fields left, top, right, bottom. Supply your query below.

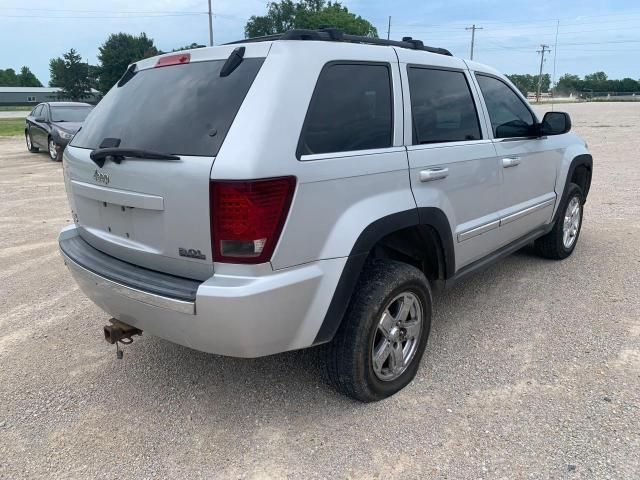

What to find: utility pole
left=465, top=24, right=482, bottom=60
left=536, top=44, right=551, bottom=102
left=387, top=16, right=391, bottom=40
left=208, top=0, right=214, bottom=46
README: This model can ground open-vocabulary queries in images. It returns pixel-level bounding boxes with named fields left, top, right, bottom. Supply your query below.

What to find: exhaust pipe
left=103, top=318, right=142, bottom=345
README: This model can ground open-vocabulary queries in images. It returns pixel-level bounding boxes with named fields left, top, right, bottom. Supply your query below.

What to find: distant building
left=0, top=87, right=100, bottom=106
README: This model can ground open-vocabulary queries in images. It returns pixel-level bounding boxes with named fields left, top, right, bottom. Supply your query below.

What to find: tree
left=0, top=68, right=19, bottom=86
left=506, top=73, right=549, bottom=96
left=48, top=49, right=91, bottom=101
left=245, top=0, right=377, bottom=38
left=17, top=66, right=43, bottom=87
left=97, top=32, right=158, bottom=94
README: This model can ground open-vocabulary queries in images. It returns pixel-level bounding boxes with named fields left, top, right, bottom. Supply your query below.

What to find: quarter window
left=476, top=74, right=536, bottom=138
left=408, top=67, right=481, bottom=144
left=298, top=63, right=393, bottom=156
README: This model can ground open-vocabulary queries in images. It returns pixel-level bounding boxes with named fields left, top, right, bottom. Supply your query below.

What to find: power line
left=536, top=44, right=551, bottom=102
left=465, top=24, right=483, bottom=60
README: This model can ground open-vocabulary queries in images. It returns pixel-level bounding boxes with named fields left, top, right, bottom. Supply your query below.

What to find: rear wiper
left=89, top=147, right=180, bottom=167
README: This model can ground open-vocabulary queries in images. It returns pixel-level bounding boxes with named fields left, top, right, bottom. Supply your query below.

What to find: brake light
left=210, top=177, right=296, bottom=264
left=155, top=53, right=191, bottom=68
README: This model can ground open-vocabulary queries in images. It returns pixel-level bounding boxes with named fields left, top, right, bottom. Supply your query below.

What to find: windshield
left=71, top=58, right=264, bottom=157
left=51, top=106, right=93, bottom=122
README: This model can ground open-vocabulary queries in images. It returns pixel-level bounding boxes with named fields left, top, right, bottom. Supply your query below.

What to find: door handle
left=420, top=168, right=449, bottom=182
left=502, top=157, right=521, bottom=168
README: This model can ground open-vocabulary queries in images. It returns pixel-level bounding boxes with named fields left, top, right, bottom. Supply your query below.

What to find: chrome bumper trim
left=61, top=250, right=196, bottom=315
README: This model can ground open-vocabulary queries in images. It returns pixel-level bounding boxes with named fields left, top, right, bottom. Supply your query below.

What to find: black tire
left=535, top=182, right=584, bottom=259
left=325, top=259, right=432, bottom=402
left=48, top=137, right=61, bottom=161
left=25, top=130, right=38, bottom=153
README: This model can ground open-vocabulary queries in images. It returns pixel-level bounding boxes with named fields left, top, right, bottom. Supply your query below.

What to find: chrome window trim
left=299, top=146, right=406, bottom=162
left=61, top=250, right=196, bottom=315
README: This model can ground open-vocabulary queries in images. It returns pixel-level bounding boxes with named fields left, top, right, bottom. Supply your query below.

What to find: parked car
left=58, top=29, right=592, bottom=402
left=25, top=101, right=93, bottom=161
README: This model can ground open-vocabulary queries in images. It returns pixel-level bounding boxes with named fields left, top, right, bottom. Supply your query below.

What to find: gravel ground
left=0, top=102, right=638, bottom=479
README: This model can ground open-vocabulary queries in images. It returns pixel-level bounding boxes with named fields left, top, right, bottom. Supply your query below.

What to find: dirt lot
left=0, top=103, right=638, bottom=479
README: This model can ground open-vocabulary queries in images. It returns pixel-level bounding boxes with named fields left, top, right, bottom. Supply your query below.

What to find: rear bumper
left=59, top=225, right=345, bottom=357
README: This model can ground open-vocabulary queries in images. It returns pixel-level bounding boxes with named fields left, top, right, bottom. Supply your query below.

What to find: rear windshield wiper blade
left=89, top=147, right=180, bottom=167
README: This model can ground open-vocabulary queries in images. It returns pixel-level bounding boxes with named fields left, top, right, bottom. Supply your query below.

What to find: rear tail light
left=155, top=53, right=191, bottom=68
left=210, top=177, right=296, bottom=264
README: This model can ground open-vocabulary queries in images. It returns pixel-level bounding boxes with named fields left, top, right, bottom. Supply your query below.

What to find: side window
left=32, top=105, right=43, bottom=117
left=408, top=67, right=481, bottom=144
left=41, top=105, right=49, bottom=120
left=476, top=74, right=536, bottom=138
left=298, top=63, right=392, bottom=156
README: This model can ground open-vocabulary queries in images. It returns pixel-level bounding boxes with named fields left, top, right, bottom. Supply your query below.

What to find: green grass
left=0, top=118, right=25, bottom=137
left=0, top=105, right=33, bottom=111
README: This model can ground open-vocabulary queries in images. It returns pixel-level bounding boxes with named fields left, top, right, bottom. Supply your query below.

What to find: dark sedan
left=25, top=102, right=93, bottom=161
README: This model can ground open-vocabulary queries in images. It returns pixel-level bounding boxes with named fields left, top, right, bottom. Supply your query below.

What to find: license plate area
left=99, top=202, right=135, bottom=239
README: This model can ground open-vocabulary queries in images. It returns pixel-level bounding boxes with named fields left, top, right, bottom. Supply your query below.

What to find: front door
left=473, top=73, right=558, bottom=244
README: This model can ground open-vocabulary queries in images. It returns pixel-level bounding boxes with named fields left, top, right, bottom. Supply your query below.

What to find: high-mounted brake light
left=155, top=53, right=191, bottom=68
left=210, top=177, right=296, bottom=264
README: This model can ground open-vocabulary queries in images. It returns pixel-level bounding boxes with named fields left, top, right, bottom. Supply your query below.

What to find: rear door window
left=476, top=74, right=536, bottom=138
left=298, top=63, right=393, bottom=157
left=408, top=67, right=481, bottom=144
left=71, top=58, right=264, bottom=157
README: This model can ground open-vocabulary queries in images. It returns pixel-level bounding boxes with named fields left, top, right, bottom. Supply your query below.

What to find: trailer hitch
left=103, top=319, right=142, bottom=359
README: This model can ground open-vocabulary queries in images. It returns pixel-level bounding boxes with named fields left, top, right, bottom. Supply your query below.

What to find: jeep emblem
left=93, top=170, right=110, bottom=185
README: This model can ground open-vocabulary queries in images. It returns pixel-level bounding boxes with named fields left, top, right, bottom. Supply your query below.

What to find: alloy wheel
left=371, top=291, right=423, bottom=382
left=562, top=196, right=581, bottom=249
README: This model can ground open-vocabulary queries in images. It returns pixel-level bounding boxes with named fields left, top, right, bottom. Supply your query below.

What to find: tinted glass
left=51, top=106, right=93, bottom=122
left=408, top=68, right=481, bottom=144
left=476, top=75, right=535, bottom=138
left=41, top=105, right=49, bottom=120
left=299, top=63, right=392, bottom=156
left=32, top=105, right=42, bottom=117
left=71, top=58, right=264, bottom=156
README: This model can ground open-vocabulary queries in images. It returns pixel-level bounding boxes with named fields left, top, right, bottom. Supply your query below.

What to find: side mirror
left=540, top=111, right=571, bottom=136
left=34, top=116, right=46, bottom=123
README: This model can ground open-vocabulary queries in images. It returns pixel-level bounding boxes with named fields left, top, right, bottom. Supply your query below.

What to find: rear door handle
left=502, top=157, right=521, bottom=168
left=420, top=168, right=449, bottom=182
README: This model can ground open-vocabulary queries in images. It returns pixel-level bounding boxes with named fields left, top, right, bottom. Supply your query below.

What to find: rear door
left=64, top=46, right=268, bottom=280
left=398, top=51, right=502, bottom=270
left=473, top=73, right=558, bottom=244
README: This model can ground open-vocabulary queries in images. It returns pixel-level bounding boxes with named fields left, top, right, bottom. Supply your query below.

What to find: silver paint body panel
left=59, top=42, right=590, bottom=357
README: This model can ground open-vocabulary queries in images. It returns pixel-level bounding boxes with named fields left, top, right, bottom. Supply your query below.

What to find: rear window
left=71, top=58, right=264, bottom=157
left=51, top=106, right=93, bottom=122
left=298, top=63, right=393, bottom=157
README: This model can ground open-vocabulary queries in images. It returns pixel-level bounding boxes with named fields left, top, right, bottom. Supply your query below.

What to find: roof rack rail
left=225, top=28, right=453, bottom=56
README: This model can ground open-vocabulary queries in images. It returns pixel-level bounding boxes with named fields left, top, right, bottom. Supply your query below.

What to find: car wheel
left=25, top=131, right=39, bottom=153
left=325, top=259, right=432, bottom=402
left=535, top=183, right=584, bottom=259
left=48, top=137, right=60, bottom=161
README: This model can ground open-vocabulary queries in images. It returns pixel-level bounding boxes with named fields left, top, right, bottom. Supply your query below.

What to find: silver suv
left=59, top=29, right=593, bottom=402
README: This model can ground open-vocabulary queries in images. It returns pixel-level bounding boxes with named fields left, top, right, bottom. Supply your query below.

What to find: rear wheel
left=535, top=182, right=584, bottom=259
left=325, top=260, right=432, bottom=402
left=48, top=137, right=60, bottom=161
left=25, top=131, right=38, bottom=153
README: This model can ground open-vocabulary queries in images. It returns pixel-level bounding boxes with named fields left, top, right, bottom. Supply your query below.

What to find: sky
left=1, top=0, right=639, bottom=86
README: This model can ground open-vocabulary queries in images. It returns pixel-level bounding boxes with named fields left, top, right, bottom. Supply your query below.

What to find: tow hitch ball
left=103, top=319, right=142, bottom=359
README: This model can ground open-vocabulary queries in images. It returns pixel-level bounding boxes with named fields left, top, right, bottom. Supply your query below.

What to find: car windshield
left=51, top=106, right=93, bottom=123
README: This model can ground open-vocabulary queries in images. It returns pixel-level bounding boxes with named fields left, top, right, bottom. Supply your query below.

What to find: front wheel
left=535, top=183, right=584, bottom=259
left=25, top=131, right=38, bottom=153
left=48, top=137, right=60, bottom=161
left=325, top=260, right=432, bottom=402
